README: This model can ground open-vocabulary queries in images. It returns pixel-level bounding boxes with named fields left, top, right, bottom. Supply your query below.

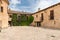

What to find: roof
left=32, top=2, right=60, bottom=15
left=8, top=9, right=32, bottom=15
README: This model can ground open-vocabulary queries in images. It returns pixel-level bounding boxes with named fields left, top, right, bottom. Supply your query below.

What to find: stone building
left=8, top=10, right=32, bottom=26
left=32, top=3, right=60, bottom=29
left=0, top=0, right=9, bottom=28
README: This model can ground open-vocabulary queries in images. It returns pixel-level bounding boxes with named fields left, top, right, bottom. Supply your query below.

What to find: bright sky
left=9, top=0, right=60, bottom=12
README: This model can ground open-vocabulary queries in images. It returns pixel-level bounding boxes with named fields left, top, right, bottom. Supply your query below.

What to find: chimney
left=38, top=8, right=40, bottom=11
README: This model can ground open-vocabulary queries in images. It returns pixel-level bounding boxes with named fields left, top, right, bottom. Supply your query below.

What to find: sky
left=9, top=0, right=60, bottom=13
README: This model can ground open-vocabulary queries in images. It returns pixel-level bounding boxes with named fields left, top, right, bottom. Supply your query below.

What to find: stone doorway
left=8, top=21, right=12, bottom=26
left=36, top=22, right=41, bottom=27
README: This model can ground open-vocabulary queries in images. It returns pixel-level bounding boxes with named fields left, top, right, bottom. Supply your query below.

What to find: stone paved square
left=0, top=26, right=60, bottom=40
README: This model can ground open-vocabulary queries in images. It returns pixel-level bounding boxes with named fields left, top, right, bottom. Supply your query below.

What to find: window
left=36, top=15, right=38, bottom=17
left=18, top=16, right=20, bottom=20
left=9, top=15, right=12, bottom=18
left=41, top=13, right=44, bottom=21
left=1, top=7, right=3, bottom=12
left=50, top=10, right=54, bottom=20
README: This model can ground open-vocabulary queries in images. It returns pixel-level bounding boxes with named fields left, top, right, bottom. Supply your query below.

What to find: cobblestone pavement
left=0, top=26, right=60, bottom=40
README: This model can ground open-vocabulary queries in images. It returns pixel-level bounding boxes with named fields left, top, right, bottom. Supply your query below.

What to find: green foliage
left=19, top=15, right=34, bottom=26
left=18, top=14, right=28, bottom=26
left=11, top=14, right=34, bottom=26
left=28, top=15, right=34, bottom=24
left=20, top=22, right=29, bottom=26
left=12, top=14, right=18, bottom=26
left=20, top=15, right=28, bottom=22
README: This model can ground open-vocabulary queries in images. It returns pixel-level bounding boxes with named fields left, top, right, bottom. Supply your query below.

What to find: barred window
left=50, top=10, right=54, bottom=20
left=41, top=13, right=44, bottom=21
left=36, top=15, right=38, bottom=17
left=1, top=7, right=3, bottom=12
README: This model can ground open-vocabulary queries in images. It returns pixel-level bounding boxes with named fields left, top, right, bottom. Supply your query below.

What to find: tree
left=19, top=14, right=28, bottom=26
left=19, top=15, right=34, bottom=26
left=11, top=14, right=34, bottom=26
left=28, top=15, right=34, bottom=25
left=11, top=14, right=18, bottom=26
left=20, top=14, right=27, bottom=22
